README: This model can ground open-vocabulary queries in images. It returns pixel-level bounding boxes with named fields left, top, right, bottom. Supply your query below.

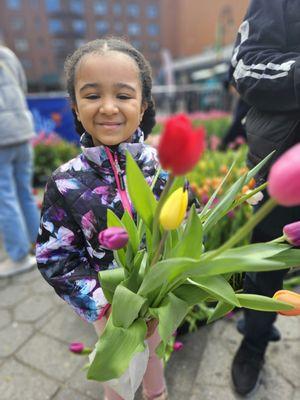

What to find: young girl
left=36, top=38, right=168, bottom=400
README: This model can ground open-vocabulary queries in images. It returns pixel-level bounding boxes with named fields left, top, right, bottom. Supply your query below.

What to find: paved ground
left=0, top=248, right=299, bottom=400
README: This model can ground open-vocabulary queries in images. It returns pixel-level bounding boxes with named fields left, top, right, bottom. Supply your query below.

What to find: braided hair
left=64, top=37, right=156, bottom=139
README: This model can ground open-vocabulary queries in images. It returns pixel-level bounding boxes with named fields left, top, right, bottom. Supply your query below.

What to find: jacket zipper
left=104, top=147, right=133, bottom=217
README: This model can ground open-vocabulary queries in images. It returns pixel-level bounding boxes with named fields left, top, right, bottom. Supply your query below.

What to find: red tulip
left=158, top=114, right=205, bottom=175
left=268, top=143, right=300, bottom=206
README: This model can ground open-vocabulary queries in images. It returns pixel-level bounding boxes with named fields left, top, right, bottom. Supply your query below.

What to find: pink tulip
left=283, top=221, right=300, bottom=247
left=268, top=144, right=300, bottom=206
left=173, top=341, right=184, bottom=351
left=98, top=227, right=129, bottom=250
left=69, top=342, right=84, bottom=354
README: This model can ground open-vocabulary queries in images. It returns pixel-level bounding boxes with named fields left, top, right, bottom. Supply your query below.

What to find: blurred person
left=0, top=44, right=39, bottom=277
left=230, top=0, right=300, bottom=396
left=219, top=64, right=250, bottom=150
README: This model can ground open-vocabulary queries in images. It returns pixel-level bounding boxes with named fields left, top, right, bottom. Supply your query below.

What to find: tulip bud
left=173, top=341, right=184, bottom=351
left=159, top=188, right=188, bottom=230
left=283, top=221, right=300, bottom=247
left=273, top=290, right=300, bottom=316
left=268, top=143, right=300, bottom=206
left=69, top=342, right=84, bottom=354
left=98, top=227, right=129, bottom=250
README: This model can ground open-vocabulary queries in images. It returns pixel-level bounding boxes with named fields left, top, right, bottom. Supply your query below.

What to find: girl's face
left=74, top=51, right=147, bottom=147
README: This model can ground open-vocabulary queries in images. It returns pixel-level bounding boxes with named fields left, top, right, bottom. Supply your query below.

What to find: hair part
left=64, top=37, right=156, bottom=139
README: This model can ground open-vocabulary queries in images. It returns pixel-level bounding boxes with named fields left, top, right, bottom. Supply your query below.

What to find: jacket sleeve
left=36, top=177, right=109, bottom=323
left=231, top=0, right=300, bottom=111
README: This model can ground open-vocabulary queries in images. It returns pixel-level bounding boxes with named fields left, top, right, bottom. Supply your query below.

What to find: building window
left=96, top=20, right=109, bottom=34
left=149, top=41, right=160, bottom=51
left=20, top=58, right=32, bottom=69
left=74, top=39, right=86, bottom=48
left=45, top=0, right=60, bottom=12
left=11, top=17, right=24, bottom=30
left=114, top=21, right=123, bottom=34
left=131, top=40, right=141, bottom=50
left=69, top=0, right=84, bottom=14
left=48, top=19, right=63, bottom=33
left=146, top=4, right=158, bottom=18
left=128, top=23, right=140, bottom=36
left=147, top=23, right=159, bottom=36
left=72, top=19, right=86, bottom=34
left=14, top=38, right=29, bottom=52
left=127, top=3, right=140, bottom=18
left=6, top=0, right=21, bottom=10
left=113, top=3, right=122, bottom=16
left=52, top=38, right=66, bottom=50
left=94, top=1, right=107, bottom=15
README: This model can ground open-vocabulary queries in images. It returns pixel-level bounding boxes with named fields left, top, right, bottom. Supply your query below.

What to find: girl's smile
left=74, top=51, right=147, bottom=147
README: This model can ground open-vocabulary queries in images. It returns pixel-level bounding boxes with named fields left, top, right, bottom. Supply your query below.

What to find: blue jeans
left=0, top=142, right=40, bottom=261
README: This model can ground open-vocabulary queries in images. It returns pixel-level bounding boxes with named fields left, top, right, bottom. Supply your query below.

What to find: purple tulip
left=173, top=341, right=184, bottom=351
left=283, top=221, right=300, bottom=247
left=69, top=342, right=84, bottom=354
left=98, top=227, right=129, bottom=250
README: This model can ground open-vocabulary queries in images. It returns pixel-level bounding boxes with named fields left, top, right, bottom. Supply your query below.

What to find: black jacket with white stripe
left=231, top=0, right=300, bottom=180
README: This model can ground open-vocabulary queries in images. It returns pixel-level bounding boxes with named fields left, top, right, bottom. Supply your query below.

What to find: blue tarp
left=27, top=94, right=80, bottom=144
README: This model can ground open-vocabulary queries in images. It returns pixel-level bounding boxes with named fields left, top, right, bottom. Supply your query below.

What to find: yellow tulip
left=159, top=188, right=188, bottom=230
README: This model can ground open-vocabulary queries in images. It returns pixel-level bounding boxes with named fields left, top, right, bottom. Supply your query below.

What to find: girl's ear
left=73, top=104, right=80, bottom=121
left=140, top=102, right=148, bottom=121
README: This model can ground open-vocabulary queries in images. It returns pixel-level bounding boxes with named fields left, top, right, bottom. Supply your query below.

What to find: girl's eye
left=118, top=94, right=131, bottom=100
left=86, top=94, right=99, bottom=100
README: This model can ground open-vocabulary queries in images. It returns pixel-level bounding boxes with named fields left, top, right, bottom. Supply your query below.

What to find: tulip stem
left=151, top=175, right=175, bottom=262
left=269, top=235, right=286, bottom=244
left=205, top=197, right=278, bottom=260
left=151, top=231, right=168, bottom=267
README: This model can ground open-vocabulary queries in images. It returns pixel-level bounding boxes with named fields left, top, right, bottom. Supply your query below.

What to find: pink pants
left=94, top=318, right=166, bottom=400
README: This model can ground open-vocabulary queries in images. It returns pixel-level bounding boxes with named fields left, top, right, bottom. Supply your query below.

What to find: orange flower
left=273, top=290, right=300, bottom=316
left=248, top=178, right=256, bottom=189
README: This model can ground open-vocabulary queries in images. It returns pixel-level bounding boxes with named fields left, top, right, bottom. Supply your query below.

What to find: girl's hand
left=146, top=318, right=158, bottom=338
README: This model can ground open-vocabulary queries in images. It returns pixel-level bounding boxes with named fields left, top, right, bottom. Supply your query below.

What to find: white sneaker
left=0, top=254, right=36, bottom=278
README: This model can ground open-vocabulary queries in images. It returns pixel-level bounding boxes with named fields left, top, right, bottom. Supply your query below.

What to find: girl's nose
left=99, top=98, right=118, bottom=115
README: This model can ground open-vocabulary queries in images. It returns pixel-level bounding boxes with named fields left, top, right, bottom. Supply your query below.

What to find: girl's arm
left=36, top=177, right=109, bottom=323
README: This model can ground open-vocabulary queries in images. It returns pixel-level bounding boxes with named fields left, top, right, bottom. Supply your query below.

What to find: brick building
left=0, top=0, right=249, bottom=91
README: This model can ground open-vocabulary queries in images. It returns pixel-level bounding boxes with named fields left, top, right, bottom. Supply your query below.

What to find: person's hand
left=146, top=318, right=158, bottom=338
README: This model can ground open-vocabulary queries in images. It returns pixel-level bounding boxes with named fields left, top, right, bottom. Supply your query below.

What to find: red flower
left=158, top=114, right=205, bottom=175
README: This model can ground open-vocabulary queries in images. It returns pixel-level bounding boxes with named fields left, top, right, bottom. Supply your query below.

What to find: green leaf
left=199, top=159, right=236, bottom=220
left=203, top=174, right=247, bottom=233
left=121, top=211, right=140, bottom=254
left=112, top=284, right=147, bottom=329
left=126, top=151, right=157, bottom=229
left=149, top=292, right=189, bottom=346
left=138, top=256, right=286, bottom=297
left=188, top=276, right=240, bottom=307
left=245, top=150, right=275, bottom=182
left=236, top=293, right=294, bottom=312
left=98, top=268, right=124, bottom=303
left=169, top=205, right=203, bottom=259
left=173, top=282, right=209, bottom=306
left=207, top=301, right=235, bottom=324
left=222, top=243, right=290, bottom=259
left=87, top=318, right=147, bottom=381
left=268, top=248, right=300, bottom=267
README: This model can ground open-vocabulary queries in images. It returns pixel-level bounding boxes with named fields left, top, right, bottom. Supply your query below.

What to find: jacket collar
left=80, top=128, right=145, bottom=167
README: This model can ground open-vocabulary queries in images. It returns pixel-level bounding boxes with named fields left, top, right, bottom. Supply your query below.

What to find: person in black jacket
left=230, top=0, right=300, bottom=396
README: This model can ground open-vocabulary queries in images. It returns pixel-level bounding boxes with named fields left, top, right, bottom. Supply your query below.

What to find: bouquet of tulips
left=87, top=115, right=300, bottom=391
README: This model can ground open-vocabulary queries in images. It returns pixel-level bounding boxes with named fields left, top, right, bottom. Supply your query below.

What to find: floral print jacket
left=36, top=130, right=167, bottom=323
